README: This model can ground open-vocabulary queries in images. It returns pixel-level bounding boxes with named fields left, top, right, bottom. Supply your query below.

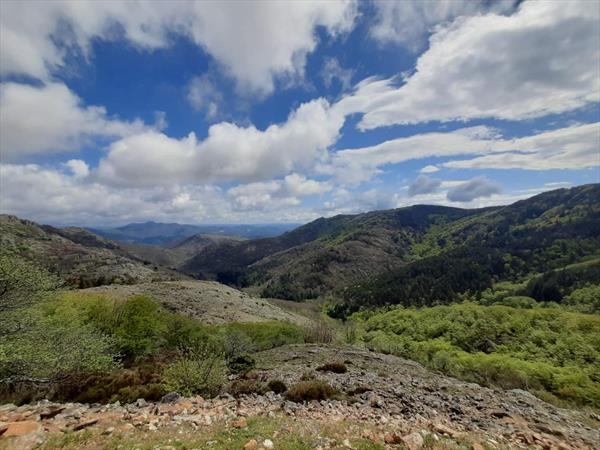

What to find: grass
left=34, top=415, right=391, bottom=450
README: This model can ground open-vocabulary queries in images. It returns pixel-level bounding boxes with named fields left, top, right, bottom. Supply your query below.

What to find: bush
left=228, top=380, right=267, bottom=397
left=267, top=379, right=287, bottom=394
left=162, top=353, right=227, bottom=397
left=316, top=362, right=347, bottom=374
left=227, top=354, right=256, bottom=375
left=286, top=380, right=338, bottom=403
left=220, top=322, right=304, bottom=351
left=303, top=321, right=334, bottom=344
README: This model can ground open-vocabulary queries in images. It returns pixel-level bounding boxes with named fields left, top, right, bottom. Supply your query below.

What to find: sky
left=0, top=0, right=599, bottom=226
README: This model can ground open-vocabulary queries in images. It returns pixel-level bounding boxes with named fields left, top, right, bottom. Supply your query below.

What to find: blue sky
left=0, top=0, right=598, bottom=226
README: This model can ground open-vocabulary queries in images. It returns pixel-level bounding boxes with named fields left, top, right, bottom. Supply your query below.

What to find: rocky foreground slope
left=1, top=345, right=598, bottom=450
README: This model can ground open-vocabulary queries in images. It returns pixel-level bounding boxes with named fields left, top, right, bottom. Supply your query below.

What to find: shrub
left=220, top=322, right=304, bottom=351
left=316, top=362, right=347, bottom=374
left=303, top=321, right=334, bottom=344
left=286, top=380, right=338, bottom=403
left=162, top=353, right=227, bottom=397
left=227, top=354, right=256, bottom=374
left=228, top=380, right=267, bottom=397
left=267, top=379, right=287, bottom=394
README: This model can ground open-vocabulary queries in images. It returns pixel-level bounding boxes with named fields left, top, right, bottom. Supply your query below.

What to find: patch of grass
left=228, top=379, right=268, bottom=396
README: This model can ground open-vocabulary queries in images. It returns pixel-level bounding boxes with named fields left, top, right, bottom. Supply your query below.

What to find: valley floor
left=1, top=345, right=598, bottom=450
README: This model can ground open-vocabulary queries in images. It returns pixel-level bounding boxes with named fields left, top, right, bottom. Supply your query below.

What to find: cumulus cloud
left=227, top=173, right=331, bottom=211
left=0, top=0, right=357, bottom=95
left=343, top=0, right=600, bottom=129
left=408, top=175, right=441, bottom=196
left=370, top=0, right=516, bottom=51
left=0, top=82, right=148, bottom=160
left=65, top=159, right=90, bottom=179
left=97, top=98, right=345, bottom=187
left=0, top=163, right=323, bottom=226
left=323, top=123, right=599, bottom=184
left=446, top=176, right=502, bottom=202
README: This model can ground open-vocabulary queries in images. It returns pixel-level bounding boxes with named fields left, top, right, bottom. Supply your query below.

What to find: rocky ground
left=1, top=345, right=598, bottom=450
left=83, top=281, right=310, bottom=325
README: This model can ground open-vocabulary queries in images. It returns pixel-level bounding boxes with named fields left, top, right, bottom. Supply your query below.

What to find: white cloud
left=370, top=0, right=516, bottom=51
left=446, top=176, right=502, bottom=202
left=344, top=0, right=600, bottom=129
left=408, top=175, right=441, bottom=196
left=320, top=57, right=354, bottom=91
left=0, top=0, right=357, bottom=96
left=65, top=159, right=90, bottom=179
left=97, top=98, right=345, bottom=187
left=187, top=74, right=223, bottom=119
left=442, top=123, right=600, bottom=171
left=324, top=123, right=599, bottom=183
left=227, top=173, right=331, bottom=211
left=419, top=165, right=440, bottom=174
left=0, top=163, right=323, bottom=226
left=0, top=82, right=148, bottom=160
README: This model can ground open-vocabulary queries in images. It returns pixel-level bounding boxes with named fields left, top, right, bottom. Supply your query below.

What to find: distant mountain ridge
left=88, top=221, right=300, bottom=245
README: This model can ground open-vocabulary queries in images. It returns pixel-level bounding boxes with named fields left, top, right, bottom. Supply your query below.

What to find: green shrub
left=316, top=362, right=347, bottom=374
left=285, top=380, right=338, bottom=402
left=219, top=321, right=304, bottom=351
left=357, top=302, right=600, bottom=407
left=162, top=354, right=227, bottom=398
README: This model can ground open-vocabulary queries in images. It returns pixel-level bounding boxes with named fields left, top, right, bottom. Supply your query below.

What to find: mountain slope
left=0, top=215, right=185, bottom=288
left=184, top=184, right=600, bottom=302
left=336, top=184, right=600, bottom=315
left=183, top=205, right=492, bottom=298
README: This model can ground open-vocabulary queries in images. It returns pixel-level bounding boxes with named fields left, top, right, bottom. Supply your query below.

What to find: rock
left=472, top=444, right=485, bottom=450
left=489, top=409, right=510, bottom=418
left=384, top=433, right=402, bottom=444
left=3, top=421, right=42, bottom=437
left=263, top=438, right=274, bottom=449
left=232, top=417, right=247, bottom=428
left=72, top=418, right=98, bottom=431
left=369, top=394, right=383, bottom=408
left=433, top=423, right=459, bottom=438
left=244, top=439, right=258, bottom=449
left=161, top=392, right=181, bottom=403
left=401, top=432, right=424, bottom=450
left=135, top=398, right=148, bottom=408
left=39, top=406, right=65, bottom=420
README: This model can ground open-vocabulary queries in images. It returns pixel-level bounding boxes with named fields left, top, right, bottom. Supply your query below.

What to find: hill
left=183, top=184, right=600, bottom=303
left=337, top=184, right=600, bottom=316
left=89, top=221, right=299, bottom=245
left=0, top=215, right=185, bottom=288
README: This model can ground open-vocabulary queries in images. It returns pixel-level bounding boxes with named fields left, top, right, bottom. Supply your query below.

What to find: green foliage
left=0, top=294, right=117, bottom=391
left=219, top=321, right=304, bottom=351
left=162, top=351, right=227, bottom=397
left=0, top=248, right=60, bottom=313
left=356, top=303, right=600, bottom=407
left=563, top=285, right=600, bottom=314
left=285, top=380, right=339, bottom=402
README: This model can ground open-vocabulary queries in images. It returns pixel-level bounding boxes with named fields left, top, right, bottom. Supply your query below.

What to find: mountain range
left=3, top=184, right=599, bottom=305
left=88, top=221, right=300, bottom=245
